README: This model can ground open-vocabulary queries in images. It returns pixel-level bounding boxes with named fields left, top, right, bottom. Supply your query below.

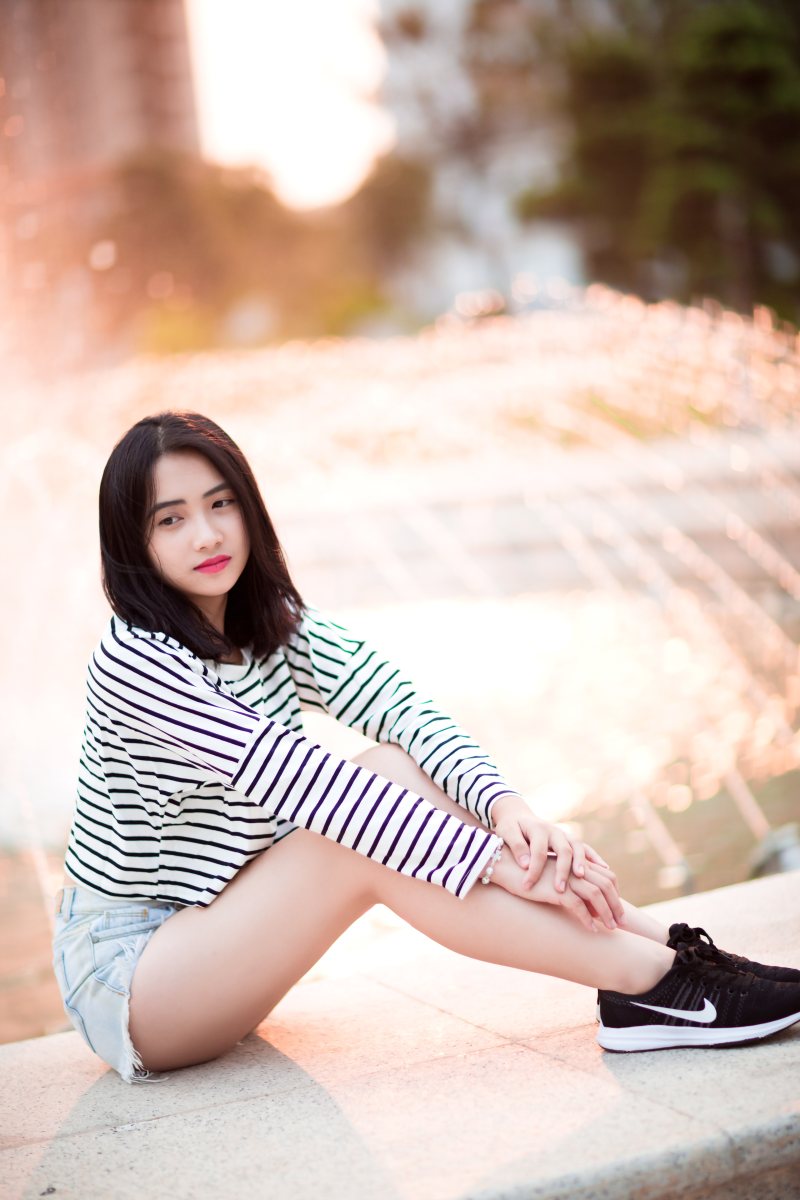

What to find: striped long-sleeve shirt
left=63, top=606, right=518, bottom=906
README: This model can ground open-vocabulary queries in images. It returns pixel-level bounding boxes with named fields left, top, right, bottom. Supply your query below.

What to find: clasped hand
left=489, top=795, right=625, bottom=932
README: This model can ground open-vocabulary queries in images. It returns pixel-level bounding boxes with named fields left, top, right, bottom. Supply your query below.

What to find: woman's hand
left=489, top=844, right=624, bottom=932
left=490, top=793, right=618, bottom=899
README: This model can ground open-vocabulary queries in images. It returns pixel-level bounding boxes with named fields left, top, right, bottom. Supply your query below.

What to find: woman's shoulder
left=291, top=604, right=360, bottom=645
left=98, top=613, right=177, bottom=651
left=283, top=606, right=365, bottom=678
left=94, top=614, right=208, bottom=677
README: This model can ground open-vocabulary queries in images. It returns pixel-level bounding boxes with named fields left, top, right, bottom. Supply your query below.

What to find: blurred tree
left=517, top=32, right=656, bottom=289
left=87, top=152, right=320, bottom=348
left=518, top=0, right=800, bottom=319
left=338, top=154, right=433, bottom=274
left=58, top=150, right=434, bottom=353
left=657, top=1, right=800, bottom=315
left=312, top=153, right=433, bottom=335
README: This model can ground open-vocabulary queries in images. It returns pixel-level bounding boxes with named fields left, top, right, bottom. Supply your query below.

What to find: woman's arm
left=95, top=618, right=503, bottom=899
left=283, top=609, right=618, bottom=906
left=284, top=607, right=523, bottom=829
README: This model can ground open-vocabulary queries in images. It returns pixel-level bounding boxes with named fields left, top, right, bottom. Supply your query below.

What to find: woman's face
left=146, top=451, right=250, bottom=627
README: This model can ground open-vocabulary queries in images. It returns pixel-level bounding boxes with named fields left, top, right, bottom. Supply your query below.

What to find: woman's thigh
left=128, top=744, right=481, bottom=1072
left=128, top=827, right=377, bottom=1072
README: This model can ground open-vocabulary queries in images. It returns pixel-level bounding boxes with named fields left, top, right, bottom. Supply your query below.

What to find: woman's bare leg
left=356, top=746, right=671, bottom=948
left=129, top=745, right=673, bottom=1072
left=128, top=827, right=378, bottom=1071
left=618, top=899, right=671, bottom=945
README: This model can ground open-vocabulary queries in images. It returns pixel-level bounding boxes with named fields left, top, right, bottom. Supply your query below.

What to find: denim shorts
left=52, top=885, right=185, bottom=1084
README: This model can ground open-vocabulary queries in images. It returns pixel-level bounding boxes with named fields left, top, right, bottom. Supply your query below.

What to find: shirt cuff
left=457, top=832, right=504, bottom=897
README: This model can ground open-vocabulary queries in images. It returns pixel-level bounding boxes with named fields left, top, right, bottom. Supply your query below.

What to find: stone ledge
left=1, top=870, right=799, bottom=1200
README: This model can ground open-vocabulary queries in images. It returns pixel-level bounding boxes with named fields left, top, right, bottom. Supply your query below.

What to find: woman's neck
left=217, top=648, right=244, bottom=666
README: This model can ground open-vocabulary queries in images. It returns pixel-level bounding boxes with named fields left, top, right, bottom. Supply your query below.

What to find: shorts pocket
left=89, top=908, right=172, bottom=971
left=90, top=919, right=155, bottom=942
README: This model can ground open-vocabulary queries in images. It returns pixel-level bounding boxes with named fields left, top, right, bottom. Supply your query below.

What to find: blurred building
left=377, top=0, right=586, bottom=317
left=0, top=0, right=199, bottom=365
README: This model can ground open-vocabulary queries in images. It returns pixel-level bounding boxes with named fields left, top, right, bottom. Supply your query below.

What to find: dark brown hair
left=99, top=411, right=303, bottom=661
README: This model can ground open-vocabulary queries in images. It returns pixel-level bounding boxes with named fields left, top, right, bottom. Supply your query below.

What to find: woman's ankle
left=604, top=943, right=676, bottom=995
left=617, top=900, right=670, bottom=945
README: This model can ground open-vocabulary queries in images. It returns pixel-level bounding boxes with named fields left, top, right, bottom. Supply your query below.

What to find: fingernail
left=558, top=880, right=565, bottom=892
left=520, top=855, right=530, bottom=868
left=591, top=921, right=598, bottom=932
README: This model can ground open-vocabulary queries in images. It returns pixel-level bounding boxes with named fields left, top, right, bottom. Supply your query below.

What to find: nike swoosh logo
left=631, top=997, right=717, bottom=1024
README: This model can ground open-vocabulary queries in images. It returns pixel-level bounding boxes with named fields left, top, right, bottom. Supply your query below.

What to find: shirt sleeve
left=94, top=618, right=502, bottom=899
left=284, top=607, right=523, bottom=829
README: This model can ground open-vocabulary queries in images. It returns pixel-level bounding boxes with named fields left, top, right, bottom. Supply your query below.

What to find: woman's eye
left=155, top=498, right=234, bottom=527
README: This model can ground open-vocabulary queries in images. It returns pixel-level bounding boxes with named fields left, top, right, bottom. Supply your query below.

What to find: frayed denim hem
left=53, top=888, right=182, bottom=1086
left=109, top=932, right=170, bottom=1085
left=118, top=995, right=167, bottom=1085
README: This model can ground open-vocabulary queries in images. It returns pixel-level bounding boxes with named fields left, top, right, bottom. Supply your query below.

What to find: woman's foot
left=597, top=944, right=800, bottom=1051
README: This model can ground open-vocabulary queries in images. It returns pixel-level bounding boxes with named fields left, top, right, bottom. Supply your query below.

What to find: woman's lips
left=194, top=556, right=231, bottom=574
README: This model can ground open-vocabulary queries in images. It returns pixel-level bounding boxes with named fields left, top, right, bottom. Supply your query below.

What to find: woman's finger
left=522, top=830, right=550, bottom=889
left=550, top=832, right=574, bottom=893
left=570, top=840, right=587, bottom=879
left=567, top=878, right=614, bottom=929
left=579, top=868, right=625, bottom=925
left=505, top=828, right=535, bottom=874
left=596, top=871, right=626, bottom=924
left=582, top=860, right=616, bottom=884
left=562, top=889, right=598, bottom=932
left=575, top=858, right=620, bottom=891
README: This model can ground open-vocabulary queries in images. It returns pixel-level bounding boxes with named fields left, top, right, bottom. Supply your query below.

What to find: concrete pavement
left=2, top=870, right=799, bottom=1200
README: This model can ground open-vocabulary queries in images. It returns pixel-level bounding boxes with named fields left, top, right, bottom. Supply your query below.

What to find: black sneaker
left=597, top=945, right=800, bottom=1051
left=667, top=922, right=800, bottom=984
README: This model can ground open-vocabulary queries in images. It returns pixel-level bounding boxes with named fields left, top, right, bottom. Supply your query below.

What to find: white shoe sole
left=597, top=1009, right=800, bottom=1051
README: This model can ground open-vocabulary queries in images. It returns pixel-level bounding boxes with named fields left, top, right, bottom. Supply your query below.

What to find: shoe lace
left=670, top=922, right=714, bottom=948
left=673, top=943, right=741, bottom=985
left=671, top=923, right=740, bottom=969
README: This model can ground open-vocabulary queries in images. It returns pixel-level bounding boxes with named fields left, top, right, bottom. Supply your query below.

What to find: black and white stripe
left=64, top=607, right=517, bottom=906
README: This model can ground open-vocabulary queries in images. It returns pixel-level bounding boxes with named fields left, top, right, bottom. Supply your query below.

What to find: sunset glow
left=185, top=0, right=396, bottom=209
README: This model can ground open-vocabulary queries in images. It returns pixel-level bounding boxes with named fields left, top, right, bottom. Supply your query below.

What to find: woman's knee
left=351, top=743, right=485, bottom=831
left=353, top=742, right=413, bottom=779
left=234, top=827, right=377, bottom=914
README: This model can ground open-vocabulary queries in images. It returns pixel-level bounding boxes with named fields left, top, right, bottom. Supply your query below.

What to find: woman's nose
left=193, top=513, right=222, bottom=548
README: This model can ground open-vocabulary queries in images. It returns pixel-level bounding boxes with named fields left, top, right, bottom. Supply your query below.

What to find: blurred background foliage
left=519, top=0, right=800, bottom=319
left=8, top=0, right=797, bottom=360
left=76, top=150, right=433, bottom=351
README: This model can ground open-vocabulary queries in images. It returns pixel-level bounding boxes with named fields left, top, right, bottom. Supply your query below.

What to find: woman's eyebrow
left=148, top=481, right=230, bottom=518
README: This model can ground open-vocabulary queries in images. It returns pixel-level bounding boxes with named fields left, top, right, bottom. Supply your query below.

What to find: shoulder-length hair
left=99, top=411, right=304, bottom=661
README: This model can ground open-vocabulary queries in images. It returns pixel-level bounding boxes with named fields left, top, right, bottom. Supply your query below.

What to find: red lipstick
left=194, top=555, right=231, bottom=574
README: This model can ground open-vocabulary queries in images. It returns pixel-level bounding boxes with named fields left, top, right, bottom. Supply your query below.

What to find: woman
left=53, top=411, right=800, bottom=1083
